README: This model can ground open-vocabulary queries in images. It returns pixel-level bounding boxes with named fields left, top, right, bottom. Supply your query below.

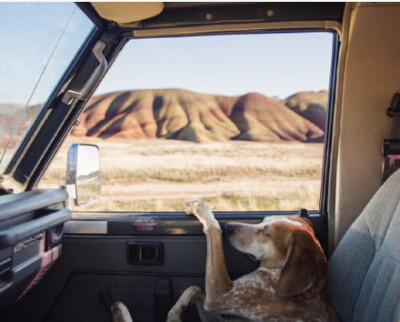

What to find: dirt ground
left=39, top=136, right=324, bottom=213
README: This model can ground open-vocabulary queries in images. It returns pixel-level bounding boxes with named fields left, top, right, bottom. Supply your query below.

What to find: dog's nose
left=225, top=223, right=234, bottom=236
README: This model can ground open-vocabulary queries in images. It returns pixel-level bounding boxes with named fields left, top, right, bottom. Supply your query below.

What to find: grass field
left=39, top=136, right=324, bottom=213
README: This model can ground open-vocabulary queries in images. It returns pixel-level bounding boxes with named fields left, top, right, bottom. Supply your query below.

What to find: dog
left=167, top=200, right=338, bottom=321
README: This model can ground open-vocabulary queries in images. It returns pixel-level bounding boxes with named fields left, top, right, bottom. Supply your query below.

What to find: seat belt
left=382, top=93, right=400, bottom=184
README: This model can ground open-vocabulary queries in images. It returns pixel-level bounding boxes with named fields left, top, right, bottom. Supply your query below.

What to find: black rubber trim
left=320, top=32, right=340, bottom=215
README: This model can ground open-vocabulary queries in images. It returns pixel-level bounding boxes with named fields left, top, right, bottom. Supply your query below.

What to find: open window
left=39, top=30, right=337, bottom=215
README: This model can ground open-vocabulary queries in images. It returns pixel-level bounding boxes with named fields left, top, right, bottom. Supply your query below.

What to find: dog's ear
left=274, top=229, right=322, bottom=298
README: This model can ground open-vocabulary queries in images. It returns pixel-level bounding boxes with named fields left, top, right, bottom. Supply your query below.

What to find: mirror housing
left=66, top=144, right=101, bottom=206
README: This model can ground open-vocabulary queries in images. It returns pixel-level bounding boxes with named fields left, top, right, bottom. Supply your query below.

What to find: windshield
left=0, top=3, right=94, bottom=173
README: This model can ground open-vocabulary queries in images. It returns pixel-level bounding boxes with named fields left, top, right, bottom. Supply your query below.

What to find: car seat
left=327, top=169, right=400, bottom=321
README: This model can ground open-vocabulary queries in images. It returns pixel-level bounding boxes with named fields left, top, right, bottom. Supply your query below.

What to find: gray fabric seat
left=327, top=169, right=400, bottom=321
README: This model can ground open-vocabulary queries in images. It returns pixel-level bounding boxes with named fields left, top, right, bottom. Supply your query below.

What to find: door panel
left=0, top=212, right=326, bottom=322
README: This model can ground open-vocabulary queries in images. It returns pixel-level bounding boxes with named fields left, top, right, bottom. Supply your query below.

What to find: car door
left=0, top=3, right=343, bottom=322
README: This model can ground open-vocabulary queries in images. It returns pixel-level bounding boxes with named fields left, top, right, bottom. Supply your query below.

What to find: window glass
left=40, top=32, right=334, bottom=213
left=0, top=3, right=94, bottom=172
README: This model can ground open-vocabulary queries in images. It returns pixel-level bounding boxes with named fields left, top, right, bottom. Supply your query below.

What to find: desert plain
left=39, top=137, right=324, bottom=213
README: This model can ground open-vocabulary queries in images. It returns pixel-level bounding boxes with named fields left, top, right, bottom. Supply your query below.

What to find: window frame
left=63, top=27, right=339, bottom=215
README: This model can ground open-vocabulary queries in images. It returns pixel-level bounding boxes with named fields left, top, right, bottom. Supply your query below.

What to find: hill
left=283, top=90, right=329, bottom=131
left=72, top=89, right=326, bottom=143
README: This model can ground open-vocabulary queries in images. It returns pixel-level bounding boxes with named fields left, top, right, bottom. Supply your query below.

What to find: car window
left=0, top=3, right=94, bottom=173
left=40, top=32, right=335, bottom=213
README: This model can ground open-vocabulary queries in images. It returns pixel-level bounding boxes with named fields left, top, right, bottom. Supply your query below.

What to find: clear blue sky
left=0, top=2, right=93, bottom=104
left=0, top=2, right=334, bottom=103
left=96, top=32, right=334, bottom=99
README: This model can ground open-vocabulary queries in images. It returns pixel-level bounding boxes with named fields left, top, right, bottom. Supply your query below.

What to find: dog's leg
left=167, top=286, right=222, bottom=322
left=99, top=290, right=133, bottom=322
left=111, top=302, right=133, bottom=322
left=185, top=201, right=232, bottom=309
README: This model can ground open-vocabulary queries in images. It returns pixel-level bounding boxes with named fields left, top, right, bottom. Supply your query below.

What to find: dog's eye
left=262, top=229, right=269, bottom=237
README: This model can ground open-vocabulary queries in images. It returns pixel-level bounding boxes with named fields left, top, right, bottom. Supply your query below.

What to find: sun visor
left=91, top=2, right=164, bottom=24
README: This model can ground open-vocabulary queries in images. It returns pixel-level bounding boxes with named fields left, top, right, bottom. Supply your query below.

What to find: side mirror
left=66, top=144, right=101, bottom=206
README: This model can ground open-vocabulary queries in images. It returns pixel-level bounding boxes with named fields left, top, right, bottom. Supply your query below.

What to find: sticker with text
left=132, top=217, right=157, bottom=231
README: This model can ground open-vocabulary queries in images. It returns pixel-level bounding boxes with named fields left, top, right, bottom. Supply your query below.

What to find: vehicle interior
left=0, top=2, right=399, bottom=321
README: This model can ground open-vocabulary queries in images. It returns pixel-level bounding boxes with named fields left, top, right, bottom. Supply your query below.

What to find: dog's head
left=225, top=216, right=326, bottom=297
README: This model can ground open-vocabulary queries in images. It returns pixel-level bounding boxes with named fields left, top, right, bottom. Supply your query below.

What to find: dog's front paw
left=185, top=200, right=218, bottom=228
left=167, top=309, right=183, bottom=322
left=185, top=200, right=212, bottom=218
left=111, top=302, right=132, bottom=322
left=167, top=286, right=202, bottom=322
left=185, top=200, right=207, bottom=214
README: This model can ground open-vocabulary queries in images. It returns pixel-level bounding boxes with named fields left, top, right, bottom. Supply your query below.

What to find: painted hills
left=283, top=90, right=328, bottom=132
left=72, top=89, right=328, bottom=143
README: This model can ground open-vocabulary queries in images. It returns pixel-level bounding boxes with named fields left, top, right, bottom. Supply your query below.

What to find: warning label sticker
left=132, top=217, right=157, bottom=231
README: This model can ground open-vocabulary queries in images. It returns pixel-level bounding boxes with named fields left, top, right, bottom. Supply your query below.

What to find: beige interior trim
left=132, top=20, right=342, bottom=38
left=91, top=2, right=164, bottom=24
left=333, top=2, right=400, bottom=248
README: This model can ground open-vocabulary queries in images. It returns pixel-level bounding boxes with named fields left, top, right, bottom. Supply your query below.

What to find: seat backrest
left=327, top=169, right=400, bottom=322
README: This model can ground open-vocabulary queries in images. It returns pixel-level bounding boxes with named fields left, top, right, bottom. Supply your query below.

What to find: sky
left=0, top=2, right=94, bottom=104
left=0, top=2, right=334, bottom=104
left=96, top=32, right=334, bottom=100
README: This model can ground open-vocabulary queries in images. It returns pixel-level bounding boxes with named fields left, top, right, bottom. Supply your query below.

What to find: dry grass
left=39, top=136, right=324, bottom=214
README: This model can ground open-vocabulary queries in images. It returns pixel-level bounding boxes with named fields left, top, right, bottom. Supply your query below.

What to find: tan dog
left=167, top=200, right=338, bottom=321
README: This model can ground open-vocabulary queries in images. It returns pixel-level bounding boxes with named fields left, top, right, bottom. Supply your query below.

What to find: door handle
left=127, top=242, right=163, bottom=265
